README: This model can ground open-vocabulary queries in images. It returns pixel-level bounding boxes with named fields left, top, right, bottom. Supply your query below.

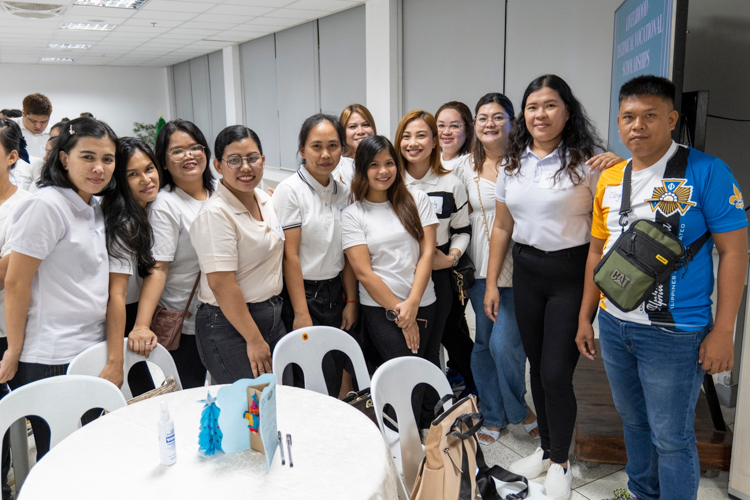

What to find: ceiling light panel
left=60, top=22, right=116, bottom=30
left=41, top=57, right=76, bottom=61
left=74, top=0, right=150, bottom=9
left=48, top=43, right=91, bottom=49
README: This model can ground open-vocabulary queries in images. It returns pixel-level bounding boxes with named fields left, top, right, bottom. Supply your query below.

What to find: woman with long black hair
left=484, top=75, right=620, bottom=499
left=102, top=137, right=162, bottom=395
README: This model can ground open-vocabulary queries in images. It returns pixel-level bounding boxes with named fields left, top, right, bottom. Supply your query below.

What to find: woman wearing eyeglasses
left=436, top=101, right=474, bottom=172
left=272, top=114, right=358, bottom=397
left=191, top=126, right=285, bottom=382
left=131, top=119, right=215, bottom=388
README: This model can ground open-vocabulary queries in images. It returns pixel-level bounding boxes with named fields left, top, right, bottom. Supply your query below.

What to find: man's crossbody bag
left=593, top=159, right=711, bottom=312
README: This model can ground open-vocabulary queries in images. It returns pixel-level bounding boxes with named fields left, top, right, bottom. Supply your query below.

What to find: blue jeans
left=598, top=309, right=709, bottom=500
left=469, top=280, right=528, bottom=428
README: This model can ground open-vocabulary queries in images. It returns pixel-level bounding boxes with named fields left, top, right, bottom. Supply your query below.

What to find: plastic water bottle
left=157, top=401, right=177, bottom=465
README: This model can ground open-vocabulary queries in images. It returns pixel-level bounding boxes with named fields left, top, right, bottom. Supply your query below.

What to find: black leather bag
left=451, top=253, right=476, bottom=305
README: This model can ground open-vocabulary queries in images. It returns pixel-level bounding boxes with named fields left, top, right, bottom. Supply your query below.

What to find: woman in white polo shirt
left=342, top=134, right=438, bottom=376
left=332, top=104, right=376, bottom=186
left=395, top=110, right=473, bottom=406
left=0, top=117, right=121, bottom=461
left=436, top=101, right=473, bottom=172
left=272, top=114, right=358, bottom=396
left=192, top=125, right=285, bottom=382
left=131, top=119, right=215, bottom=389
left=484, top=75, right=620, bottom=497
left=102, top=137, right=162, bottom=396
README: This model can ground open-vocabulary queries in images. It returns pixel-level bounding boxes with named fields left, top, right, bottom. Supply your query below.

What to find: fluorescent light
left=74, top=0, right=150, bottom=8
left=41, top=57, right=76, bottom=62
left=60, top=22, right=116, bottom=31
left=48, top=44, right=92, bottom=49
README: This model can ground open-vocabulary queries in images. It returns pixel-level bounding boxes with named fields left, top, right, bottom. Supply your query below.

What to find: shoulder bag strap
left=475, top=443, right=529, bottom=499
left=618, top=160, right=633, bottom=232
left=474, top=176, right=492, bottom=247
left=183, top=272, right=201, bottom=314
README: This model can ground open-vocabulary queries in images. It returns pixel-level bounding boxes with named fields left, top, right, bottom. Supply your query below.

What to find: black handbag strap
left=475, top=443, right=529, bottom=499
left=618, top=159, right=710, bottom=265
left=449, top=413, right=484, bottom=439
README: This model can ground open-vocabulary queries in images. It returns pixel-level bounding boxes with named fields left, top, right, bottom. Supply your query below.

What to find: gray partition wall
left=402, top=0, right=505, bottom=116
left=173, top=61, right=194, bottom=122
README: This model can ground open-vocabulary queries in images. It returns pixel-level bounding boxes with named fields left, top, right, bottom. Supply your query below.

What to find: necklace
left=0, top=183, right=15, bottom=206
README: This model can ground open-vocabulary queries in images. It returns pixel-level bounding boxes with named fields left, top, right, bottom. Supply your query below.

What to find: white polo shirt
left=404, top=169, right=471, bottom=254
left=341, top=189, right=438, bottom=307
left=10, top=187, right=109, bottom=364
left=332, top=156, right=355, bottom=185
left=272, top=166, right=350, bottom=281
left=149, top=186, right=210, bottom=336
left=108, top=247, right=142, bottom=305
left=191, top=182, right=284, bottom=307
left=441, top=153, right=470, bottom=173
left=11, top=117, right=48, bottom=160
left=0, top=188, right=31, bottom=338
left=495, top=146, right=600, bottom=252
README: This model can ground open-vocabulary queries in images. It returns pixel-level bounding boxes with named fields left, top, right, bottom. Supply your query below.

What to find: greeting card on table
left=216, top=374, right=278, bottom=469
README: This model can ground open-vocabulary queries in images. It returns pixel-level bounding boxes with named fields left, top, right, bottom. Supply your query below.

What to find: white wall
left=0, top=64, right=170, bottom=138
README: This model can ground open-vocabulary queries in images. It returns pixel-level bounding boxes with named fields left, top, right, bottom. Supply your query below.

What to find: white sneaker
left=509, top=447, right=550, bottom=479
left=544, top=463, right=572, bottom=500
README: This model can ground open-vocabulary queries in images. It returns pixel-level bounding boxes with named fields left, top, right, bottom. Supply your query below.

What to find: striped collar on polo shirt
left=404, top=168, right=440, bottom=186
left=297, top=165, right=338, bottom=195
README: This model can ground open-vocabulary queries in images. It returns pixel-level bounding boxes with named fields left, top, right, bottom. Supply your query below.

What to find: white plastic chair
left=272, top=326, right=370, bottom=395
left=0, top=375, right=127, bottom=492
left=67, top=339, right=183, bottom=399
left=371, top=357, right=453, bottom=500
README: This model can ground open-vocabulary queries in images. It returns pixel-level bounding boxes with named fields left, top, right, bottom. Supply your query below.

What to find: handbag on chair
left=150, top=273, right=200, bottom=351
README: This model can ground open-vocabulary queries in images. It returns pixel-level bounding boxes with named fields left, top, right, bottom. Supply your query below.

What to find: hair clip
left=69, top=124, right=75, bottom=135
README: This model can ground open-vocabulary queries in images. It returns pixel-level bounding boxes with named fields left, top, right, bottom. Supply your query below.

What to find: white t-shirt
left=272, top=167, right=350, bottom=280
left=456, top=162, right=513, bottom=286
left=341, top=189, right=438, bottom=307
left=9, top=157, right=38, bottom=192
left=495, top=146, right=600, bottom=252
left=0, top=188, right=31, bottom=338
left=10, top=187, right=109, bottom=364
left=149, top=186, right=210, bottom=336
left=332, top=156, right=355, bottom=186
left=11, top=117, right=49, bottom=160
left=441, top=153, right=470, bottom=173
left=108, top=248, right=141, bottom=305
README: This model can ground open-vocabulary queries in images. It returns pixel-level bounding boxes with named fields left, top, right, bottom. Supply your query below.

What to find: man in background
left=12, top=94, right=52, bottom=158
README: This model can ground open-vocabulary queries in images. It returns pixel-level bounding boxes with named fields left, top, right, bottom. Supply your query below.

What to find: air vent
left=0, top=1, right=68, bottom=19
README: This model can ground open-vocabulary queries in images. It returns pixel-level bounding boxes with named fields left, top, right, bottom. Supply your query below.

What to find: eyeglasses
left=168, top=144, right=205, bottom=161
left=437, top=123, right=464, bottom=132
left=222, top=154, right=263, bottom=169
left=386, top=309, right=428, bottom=328
left=476, top=115, right=508, bottom=126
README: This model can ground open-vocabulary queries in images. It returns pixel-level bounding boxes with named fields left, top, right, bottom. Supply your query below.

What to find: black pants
left=280, top=277, right=354, bottom=396
left=171, top=333, right=207, bottom=389
left=443, top=291, right=475, bottom=390
left=0, top=338, right=9, bottom=500
left=512, top=243, right=587, bottom=464
left=361, top=303, right=437, bottom=426
left=124, top=302, right=157, bottom=396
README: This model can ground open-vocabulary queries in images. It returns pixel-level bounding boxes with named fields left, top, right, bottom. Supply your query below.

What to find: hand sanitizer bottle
left=158, top=401, right=177, bottom=465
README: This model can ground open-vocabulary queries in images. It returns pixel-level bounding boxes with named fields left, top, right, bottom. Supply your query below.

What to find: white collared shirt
left=341, top=189, right=439, bottom=307
left=0, top=188, right=31, bottom=338
left=11, top=117, right=49, bottom=160
left=191, top=182, right=284, bottom=306
left=495, top=146, right=600, bottom=252
left=441, top=153, right=470, bottom=173
left=272, top=166, right=351, bottom=280
left=10, top=187, right=109, bottom=363
left=404, top=169, right=471, bottom=254
left=149, top=186, right=211, bottom=336
left=332, top=156, right=355, bottom=186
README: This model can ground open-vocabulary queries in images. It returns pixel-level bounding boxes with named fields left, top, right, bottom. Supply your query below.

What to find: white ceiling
left=0, top=0, right=363, bottom=67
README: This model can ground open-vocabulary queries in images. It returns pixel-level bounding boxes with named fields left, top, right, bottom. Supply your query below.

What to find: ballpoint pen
left=286, top=433, right=293, bottom=468
left=278, top=431, right=285, bottom=465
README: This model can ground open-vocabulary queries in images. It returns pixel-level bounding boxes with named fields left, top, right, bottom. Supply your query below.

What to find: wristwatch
left=449, top=252, right=461, bottom=267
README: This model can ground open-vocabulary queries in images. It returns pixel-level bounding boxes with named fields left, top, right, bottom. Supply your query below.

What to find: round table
left=18, top=385, right=399, bottom=500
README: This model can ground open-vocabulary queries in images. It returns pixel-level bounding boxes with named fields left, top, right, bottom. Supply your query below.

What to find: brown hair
left=394, top=110, right=447, bottom=177
left=351, top=135, right=424, bottom=242
left=435, top=101, right=474, bottom=157
left=339, top=104, right=377, bottom=157
left=22, top=93, right=52, bottom=116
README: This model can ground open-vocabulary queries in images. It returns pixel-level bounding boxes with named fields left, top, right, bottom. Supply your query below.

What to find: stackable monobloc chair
left=371, top=357, right=453, bottom=500
left=272, top=325, right=371, bottom=395
left=0, top=375, right=127, bottom=492
left=67, top=338, right=183, bottom=400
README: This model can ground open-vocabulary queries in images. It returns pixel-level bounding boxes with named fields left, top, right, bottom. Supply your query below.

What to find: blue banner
left=609, top=0, right=674, bottom=158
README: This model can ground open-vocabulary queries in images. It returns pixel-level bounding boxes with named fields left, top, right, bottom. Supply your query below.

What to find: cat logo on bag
left=610, top=269, right=632, bottom=288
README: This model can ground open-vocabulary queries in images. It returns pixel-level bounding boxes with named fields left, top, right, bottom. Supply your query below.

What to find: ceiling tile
left=204, top=4, right=274, bottom=16
left=131, top=9, right=197, bottom=21
left=123, top=18, right=183, bottom=28
left=67, top=5, right=139, bottom=19
left=264, top=8, right=327, bottom=19
left=142, top=0, right=215, bottom=13
left=192, top=13, right=254, bottom=24
left=178, top=21, right=241, bottom=30
left=167, top=27, right=221, bottom=36
left=287, top=0, right=359, bottom=11
left=244, top=17, right=298, bottom=29
left=222, top=0, right=295, bottom=6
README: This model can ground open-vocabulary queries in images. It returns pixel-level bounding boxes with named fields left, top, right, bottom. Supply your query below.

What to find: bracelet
left=131, top=326, right=150, bottom=332
left=345, top=300, right=357, bottom=304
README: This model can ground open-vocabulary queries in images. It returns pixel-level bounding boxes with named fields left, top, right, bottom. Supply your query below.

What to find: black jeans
left=280, top=277, right=355, bottom=395
left=361, top=303, right=437, bottom=425
left=512, top=243, right=588, bottom=464
left=8, top=362, right=69, bottom=462
left=170, top=333, right=206, bottom=389
left=196, top=296, right=287, bottom=384
left=124, top=302, right=157, bottom=396
left=443, top=288, right=475, bottom=390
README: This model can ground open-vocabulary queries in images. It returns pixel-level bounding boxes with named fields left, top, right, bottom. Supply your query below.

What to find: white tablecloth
left=18, top=385, right=399, bottom=500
